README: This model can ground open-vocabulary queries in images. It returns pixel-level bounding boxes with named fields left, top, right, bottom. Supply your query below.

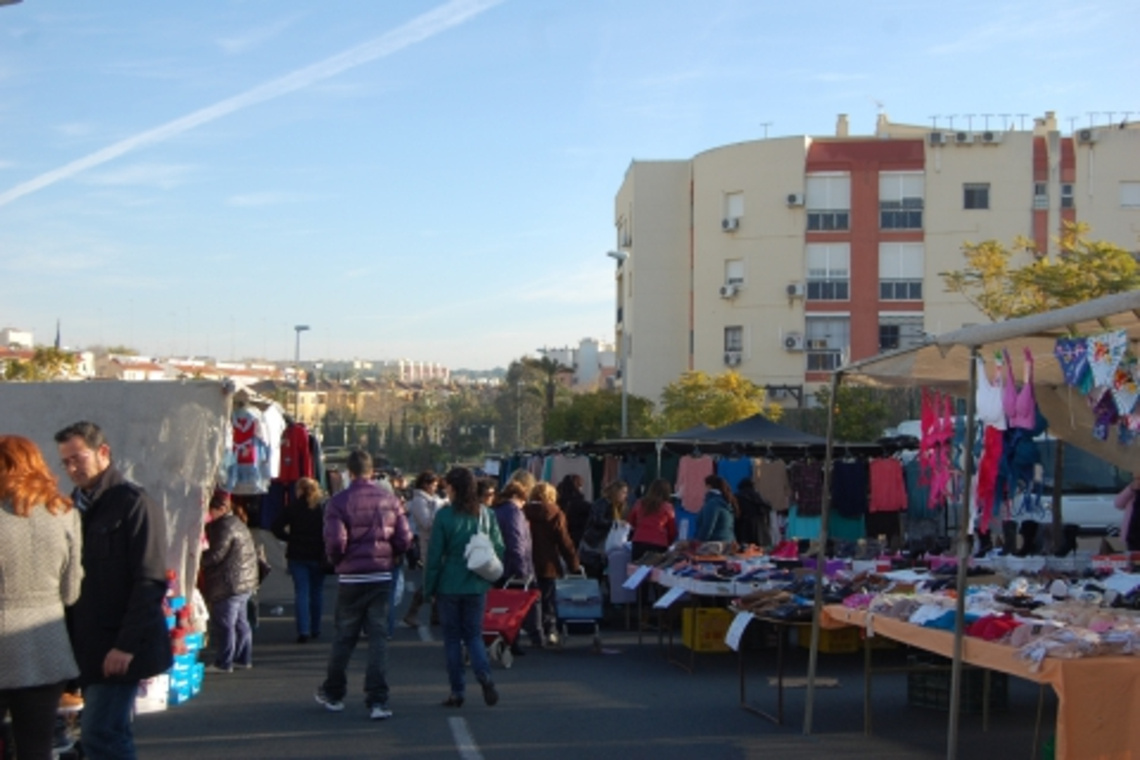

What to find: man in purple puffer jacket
left=314, top=449, right=411, bottom=720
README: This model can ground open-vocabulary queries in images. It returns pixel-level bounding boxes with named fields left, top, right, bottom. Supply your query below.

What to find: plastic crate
left=681, top=607, right=733, bottom=653
left=795, top=625, right=861, bottom=654
left=906, top=656, right=1008, bottom=714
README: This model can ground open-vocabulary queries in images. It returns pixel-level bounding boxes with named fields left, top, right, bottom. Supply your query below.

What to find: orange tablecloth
left=824, top=605, right=1140, bottom=760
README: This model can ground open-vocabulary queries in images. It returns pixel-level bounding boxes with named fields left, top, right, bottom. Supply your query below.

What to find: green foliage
left=3, top=347, right=78, bottom=381
left=544, top=390, right=654, bottom=442
left=652, top=370, right=781, bottom=434
left=811, top=385, right=893, bottom=443
left=941, top=222, right=1140, bottom=320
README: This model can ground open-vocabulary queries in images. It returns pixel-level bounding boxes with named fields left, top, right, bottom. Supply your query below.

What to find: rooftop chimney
left=836, top=113, right=849, bottom=138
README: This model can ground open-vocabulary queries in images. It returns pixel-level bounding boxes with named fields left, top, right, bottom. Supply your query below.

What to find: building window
left=1033, top=182, right=1048, bottom=210
left=805, top=317, right=849, bottom=371
left=1061, top=183, right=1074, bottom=209
left=879, top=243, right=924, bottom=301
left=879, top=315, right=925, bottom=352
left=806, top=244, right=849, bottom=301
left=806, top=173, right=850, bottom=231
left=1121, top=181, right=1140, bottom=208
left=725, top=191, right=744, bottom=221
left=725, top=259, right=745, bottom=285
left=724, top=325, right=744, bottom=352
left=880, top=172, right=924, bottom=229
left=964, top=183, right=990, bottom=209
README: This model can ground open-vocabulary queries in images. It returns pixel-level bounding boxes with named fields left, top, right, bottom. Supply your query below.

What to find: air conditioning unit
left=786, top=281, right=805, bottom=298
left=718, top=283, right=739, bottom=299
left=981, top=131, right=1002, bottom=144
left=807, top=338, right=829, bottom=350
left=621, top=233, right=632, bottom=247
left=1077, top=128, right=1097, bottom=144
left=929, top=132, right=947, bottom=146
left=723, top=350, right=742, bottom=366
left=955, top=131, right=974, bottom=145
left=783, top=333, right=804, bottom=351
left=722, top=217, right=740, bottom=231
left=786, top=193, right=805, bottom=206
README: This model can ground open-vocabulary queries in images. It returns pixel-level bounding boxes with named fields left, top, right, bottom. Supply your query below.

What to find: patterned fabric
left=1053, top=336, right=1092, bottom=392
left=789, top=460, right=824, bottom=517
left=1111, top=360, right=1140, bottom=416
left=1088, top=330, right=1128, bottom=388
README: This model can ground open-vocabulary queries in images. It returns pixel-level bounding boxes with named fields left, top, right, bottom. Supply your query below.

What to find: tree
left=520, top=355, right=571, bottom=413
left=653, top=370, right=781, bottom=434
left=3, top=347, right=79, bottom=381
left=940, top=222, right=1140, bottom=321
left=545, top=390, right=655, bottom=442
left=811, top=385, right=893, bottom=443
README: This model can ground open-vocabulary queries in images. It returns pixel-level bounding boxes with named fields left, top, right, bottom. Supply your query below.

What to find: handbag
left=604, top=521, right=630, bottom=553
left=256, top=544, right=272, bottom=584
left=464, top=509, right=503, bottom=582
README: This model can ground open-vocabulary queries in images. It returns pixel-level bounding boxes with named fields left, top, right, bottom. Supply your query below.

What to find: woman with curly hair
left=0, top=436, right=83, bottom=759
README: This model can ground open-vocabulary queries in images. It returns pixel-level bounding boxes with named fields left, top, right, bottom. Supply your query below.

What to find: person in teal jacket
left=695, top=474, right=738, bottom=544
left=423, top=467, right=505, bottom=708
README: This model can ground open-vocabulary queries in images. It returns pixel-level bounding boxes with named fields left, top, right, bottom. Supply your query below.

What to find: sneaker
left=235, top=662, right=253, bottom=670
left=204, top=664, right=233, bottom=674
left=546, top=632, right=560, bottom=648
left=480, top=680, right=499, bottom=707
left=52, top=719, right=75, bottom=753
left=314, top=689, right=345, bottom=712
left=58, top=692, right=84, bottom=713
left=369, top=703, right=393, bottom=720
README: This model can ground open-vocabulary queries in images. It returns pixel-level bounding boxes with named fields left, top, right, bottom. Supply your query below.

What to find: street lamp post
left=293, top=324, right=310, bottom=421
left=606, top=251, right=630, bottom=437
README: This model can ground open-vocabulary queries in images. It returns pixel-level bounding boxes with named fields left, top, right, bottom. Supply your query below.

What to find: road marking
left=448, top=716, right=483, bottom=760
left=418, top=624, right=434, bottom=642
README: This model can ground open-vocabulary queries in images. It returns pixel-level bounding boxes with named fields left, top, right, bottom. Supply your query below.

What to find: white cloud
left=0, top=160, right=14, bottom=170
left=0, top=0, right=505, bottom=209
left=55, top=122, right=94, bottom=138
left=82, top=163, right=194, bottom=189
left=217, top=14, right=304, bottom=55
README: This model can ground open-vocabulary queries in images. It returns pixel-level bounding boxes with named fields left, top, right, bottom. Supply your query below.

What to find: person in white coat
left=403, top=471, right=446, bottom=627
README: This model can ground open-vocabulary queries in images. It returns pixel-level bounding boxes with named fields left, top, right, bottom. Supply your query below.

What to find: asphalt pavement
left=131, top=563, right=1056, bottom=760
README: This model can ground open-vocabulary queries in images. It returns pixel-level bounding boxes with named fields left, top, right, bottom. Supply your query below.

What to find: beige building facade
left=613, top=112, right=1140, bottom=407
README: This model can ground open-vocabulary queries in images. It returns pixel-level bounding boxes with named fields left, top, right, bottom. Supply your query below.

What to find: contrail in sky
left=0, top=0, right=503, bottom=208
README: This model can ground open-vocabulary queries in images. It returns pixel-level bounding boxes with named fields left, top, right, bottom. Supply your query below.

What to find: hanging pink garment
left=868, top=458, right=906, bottom=512
left=1002, top=347, right=1036, bottom=430
left=676, top=454, right=715, bottom=514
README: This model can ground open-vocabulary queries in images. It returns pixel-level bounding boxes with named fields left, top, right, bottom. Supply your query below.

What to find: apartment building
left=612, top=111, right=1140, bottom=407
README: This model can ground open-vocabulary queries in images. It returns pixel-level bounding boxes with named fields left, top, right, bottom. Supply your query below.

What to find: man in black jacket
left=55, top=421, right=172, bottom=760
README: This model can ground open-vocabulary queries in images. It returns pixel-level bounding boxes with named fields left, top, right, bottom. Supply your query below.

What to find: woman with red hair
left=0, top=435, right=83, bottom=759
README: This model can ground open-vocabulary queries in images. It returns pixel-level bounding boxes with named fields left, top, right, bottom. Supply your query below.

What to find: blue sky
left=1, top=0, right=1137, bottom=369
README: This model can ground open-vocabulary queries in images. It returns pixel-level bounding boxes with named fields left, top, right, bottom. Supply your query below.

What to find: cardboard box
left=135, top=674, right=170, bottom=714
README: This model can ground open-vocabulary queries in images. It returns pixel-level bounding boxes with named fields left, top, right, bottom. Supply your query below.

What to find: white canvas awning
left=839, top=289, right=1140, bottom=472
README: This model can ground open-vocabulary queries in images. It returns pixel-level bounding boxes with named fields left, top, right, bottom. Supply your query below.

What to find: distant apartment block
left=0, top=327, right=33, bottom=349
left=613, top=111, right=1140, bottom=407
left=537, top=338, right=617, bottom=390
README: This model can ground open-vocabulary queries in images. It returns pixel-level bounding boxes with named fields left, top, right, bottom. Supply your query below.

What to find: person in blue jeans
left=424, top=467, right=504, bottom=708
left=201, top=490, right=259, bottom=671
left=315, top=450, right=411, bottom=721
left=272, top=477, right=328, bottom=642
left=55, top=421, right=172, bottom=760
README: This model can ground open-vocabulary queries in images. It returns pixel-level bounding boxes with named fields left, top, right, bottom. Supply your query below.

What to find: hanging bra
left=1002, top=348, right=1036, bottom=430
left=975, top=357, right=1006, bottom=430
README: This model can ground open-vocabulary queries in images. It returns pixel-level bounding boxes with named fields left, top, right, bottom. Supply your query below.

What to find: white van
left=886, top=420, right=1129, bottom=536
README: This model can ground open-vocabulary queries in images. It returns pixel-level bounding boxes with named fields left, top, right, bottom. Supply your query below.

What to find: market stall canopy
left=661, top=423, right=713, bottom=439
left=698, top=413, right=827, bottom=446
left=838, top=290, right=1140, bottom=471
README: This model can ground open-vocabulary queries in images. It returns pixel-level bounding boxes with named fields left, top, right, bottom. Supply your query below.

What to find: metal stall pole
left=946, top=347, right=979, bottom=760
left=803, top=370, right=842, bottom=735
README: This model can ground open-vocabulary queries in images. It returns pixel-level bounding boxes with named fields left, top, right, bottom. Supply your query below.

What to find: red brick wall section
left=805, top=140, right=924, bottom=363
left=1033, top=136, right=1049, bottom=252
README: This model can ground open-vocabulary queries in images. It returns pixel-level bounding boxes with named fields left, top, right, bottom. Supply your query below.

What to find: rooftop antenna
left=760, top=122, right=772, bottom=139
left=1017, top=113, right=1029, bottom=130
left=1067, top=116, right=1078, bottom=133
left=963, top=113, right=976, bottom=131
left=929, top=115, right=941, bottom=129
left=1087, top=112, right=1097, bottom=127
left=1122, top=111, right=1133, bottom=127
left=999, top=113, right=1011, bottom=130
left=981, top=113, right=993, bottom=130
left=1105, top=111, right=1116, bottom=126
left=947, top=114, right=956, bottom=130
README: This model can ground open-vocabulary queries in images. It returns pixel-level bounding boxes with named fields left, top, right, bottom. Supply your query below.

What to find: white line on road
left=448, top=716, right=483, bottom=760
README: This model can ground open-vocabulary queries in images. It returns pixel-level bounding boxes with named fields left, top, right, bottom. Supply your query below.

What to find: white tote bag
left=464, top=509, right=503, bottom=582
left=604, top=521, right=630, bottom=553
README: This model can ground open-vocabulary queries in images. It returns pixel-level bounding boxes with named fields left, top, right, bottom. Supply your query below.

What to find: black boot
left=973, top=531, right=993, bottom=558
left=1055, top=523, right=1080, bottom=557
left=1016, top=520, right=1039, bottom=557
left=1000, top=521, right=1018, bottom=556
